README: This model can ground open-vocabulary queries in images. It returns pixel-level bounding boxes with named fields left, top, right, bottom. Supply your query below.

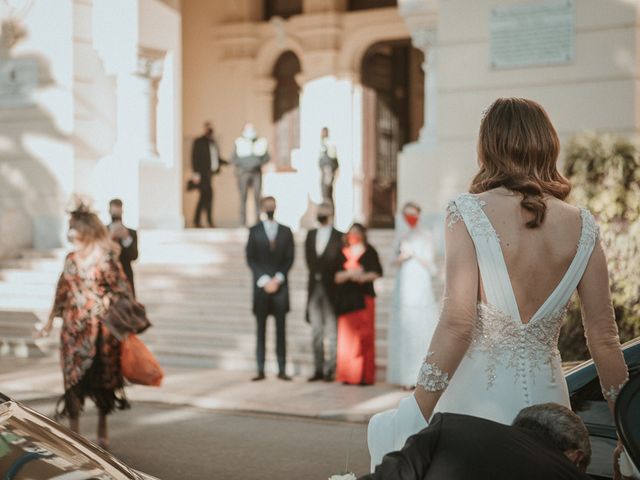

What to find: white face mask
left=242, top=126, right=257, bottom=139
left=67, top=228, right=78, bottom=245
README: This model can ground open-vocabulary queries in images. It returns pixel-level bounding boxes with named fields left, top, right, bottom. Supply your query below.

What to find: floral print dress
left=52, top=248, right=134, bottom=417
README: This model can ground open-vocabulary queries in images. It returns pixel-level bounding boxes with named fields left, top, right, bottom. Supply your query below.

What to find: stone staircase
left=0, top=228, right=399, bottom=379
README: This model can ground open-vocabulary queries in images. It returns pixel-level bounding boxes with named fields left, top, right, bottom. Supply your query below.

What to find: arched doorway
left=361, top=40, right=424, bottom=228
left=272, top=51, right=301, bottom=170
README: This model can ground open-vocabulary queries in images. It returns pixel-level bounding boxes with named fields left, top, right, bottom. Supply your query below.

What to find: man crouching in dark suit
left=246, top=196, right=294, bottom=381
left=108, top=198, right=138, bottom=297
left=361, top=403, right=593, bottom=480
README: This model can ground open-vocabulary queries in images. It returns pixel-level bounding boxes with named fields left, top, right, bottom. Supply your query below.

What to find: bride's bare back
left=478, top=188, right=583, bottom=324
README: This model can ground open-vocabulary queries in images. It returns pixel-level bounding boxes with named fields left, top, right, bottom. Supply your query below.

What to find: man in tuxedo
left=305, top=202, right=343, bottom=382
left=108, top=199, right=138, bottom=297
left=246, top=196, right=294, bottom=381
left=232, top=123, right=270, bottom=226
left=318, top=127, right=339, bottom=207
left=191, top=121, right=226, bottom=227
left=361, top=403, right=592, bottom=480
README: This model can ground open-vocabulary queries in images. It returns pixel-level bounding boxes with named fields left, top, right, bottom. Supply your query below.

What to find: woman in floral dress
left=39, top=204, right=141, bottom=448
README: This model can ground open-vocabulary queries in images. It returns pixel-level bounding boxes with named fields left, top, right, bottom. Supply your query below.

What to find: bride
left=368, top=97, right=629, bottom=469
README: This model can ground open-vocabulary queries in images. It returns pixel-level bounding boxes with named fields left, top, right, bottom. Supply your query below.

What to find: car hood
left=0, top=399, right=144, bottom=479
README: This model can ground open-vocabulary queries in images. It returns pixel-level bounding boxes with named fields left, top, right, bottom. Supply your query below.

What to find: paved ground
left=0, top=356, right=407, bottom=478
left=0, top=357, right=407, bottom=422
left=23, top=397, right=370, bottom=480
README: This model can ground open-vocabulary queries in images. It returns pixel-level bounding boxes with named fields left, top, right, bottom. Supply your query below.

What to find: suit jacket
left=191, top=135, right=225, bottom=182
left=360, top=413, right=592, bottom=480
left=246, top=222, right=295, bottom=315
left=109, top=225, right=138, bottom=296
left=305, top=227, right=343, bottom=318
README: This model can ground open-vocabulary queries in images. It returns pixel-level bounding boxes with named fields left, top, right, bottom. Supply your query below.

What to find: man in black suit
left=305, top=202, right=343, bottom=382
left=246, top=196, right=294, bottom=381
left=361, top=403, right=593, bottom=480
left=191, top=121, right=226, bottom=227
left=108, top=199, right=138, bottom=297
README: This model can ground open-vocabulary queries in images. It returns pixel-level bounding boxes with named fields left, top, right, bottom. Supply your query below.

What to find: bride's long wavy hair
left=470, top=97, right=571, bottom=228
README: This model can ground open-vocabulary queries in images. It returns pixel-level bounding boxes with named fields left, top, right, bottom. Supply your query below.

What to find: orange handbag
left=121, top=334, right=163, bottom=387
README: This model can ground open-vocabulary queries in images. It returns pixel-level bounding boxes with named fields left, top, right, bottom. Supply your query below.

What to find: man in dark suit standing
left=305, top=202, right=343, bottom=382
left=108, top=198, right=138, bottom=297
left=246, top=196, right=294, bottom=381
left=362, top=404, right=593, bottom=480
left=191, top=121, right=226, bottom=227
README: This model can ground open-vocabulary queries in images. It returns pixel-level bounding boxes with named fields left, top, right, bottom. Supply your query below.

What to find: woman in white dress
left=386, top=202, right=439, bottom=389
left=368, top=97, right=629, bottom=470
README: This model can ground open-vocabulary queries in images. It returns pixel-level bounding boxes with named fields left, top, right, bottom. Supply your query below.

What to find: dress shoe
left=277, top=373, right=293, bottom=381
left=251, top=373, right=266, bottom=381
left=308, top=373, right=324, bottom=382
left=323, top=374, right=335, bottom=382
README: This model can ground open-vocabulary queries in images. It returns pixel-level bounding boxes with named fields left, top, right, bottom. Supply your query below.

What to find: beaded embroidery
left=417, top=352, right=450, bottom=392
left=602, top=376, right=629, bottom=402
left=469, top=303, right=566, bottom=388
left=577, top=208, right=599, bottom=250
left=447, top=194, right=498, bottom=241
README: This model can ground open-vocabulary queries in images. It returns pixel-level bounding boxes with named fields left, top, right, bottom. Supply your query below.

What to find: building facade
left=1, top=0, right=639, bottom=255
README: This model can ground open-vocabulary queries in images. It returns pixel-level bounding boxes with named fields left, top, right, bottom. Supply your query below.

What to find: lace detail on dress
left=447, top=194, right=498, bottom=241
left=602, top=376, right=629, bottom=402
left=446, top=200, right=463, bottom=229
left=469, top=303, right=566, bottom=389
left=417, top=352, right=450, bottom=392
left=578, top=208, right=599, bottom=250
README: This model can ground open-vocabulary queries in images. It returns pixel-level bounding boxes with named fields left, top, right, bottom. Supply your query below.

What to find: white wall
left=0, top=1, right=74, bottom=255
left=399, top=0, right=640, bottom=215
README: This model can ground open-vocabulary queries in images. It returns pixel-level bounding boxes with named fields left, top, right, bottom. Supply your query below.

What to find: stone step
left=0, top=228, right=402, bottom=371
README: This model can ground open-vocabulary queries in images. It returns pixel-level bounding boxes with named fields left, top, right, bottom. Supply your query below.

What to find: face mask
left=265, top=210, right=275, bottom=220
left=111, top=215, right=122, bottom=222
left=67, top=228, right=78, bottom=244
left=404, top=214, right=419, bottom=228
left=317, top=214, right=329, bottom=224
left=346, top=233, right=361, bottom=246
left=243, top=126, right=257, bottom=140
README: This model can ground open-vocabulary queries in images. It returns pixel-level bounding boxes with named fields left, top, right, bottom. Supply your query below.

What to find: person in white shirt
left=245, top=196, right=295, bottom=381
left=304, top=202, right=344, bottom=382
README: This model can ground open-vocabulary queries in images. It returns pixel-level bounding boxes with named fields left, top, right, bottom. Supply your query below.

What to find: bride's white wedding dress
left=368, top=192, right=608, bottom=470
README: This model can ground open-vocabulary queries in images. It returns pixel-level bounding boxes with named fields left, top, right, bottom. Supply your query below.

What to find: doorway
left=361, top=40, right=424, bottom=228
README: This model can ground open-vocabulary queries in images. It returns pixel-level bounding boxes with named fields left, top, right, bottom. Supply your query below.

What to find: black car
left=0, top=391, right=159, bottom=479
left=567, top=337, right=640, bottom=479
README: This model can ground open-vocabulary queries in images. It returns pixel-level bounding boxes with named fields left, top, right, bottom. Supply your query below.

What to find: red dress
left=335, top=246, right=379, bottom=385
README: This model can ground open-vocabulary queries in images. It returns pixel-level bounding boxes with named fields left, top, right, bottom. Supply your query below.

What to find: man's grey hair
left=512, top=403, right=591, bottom=468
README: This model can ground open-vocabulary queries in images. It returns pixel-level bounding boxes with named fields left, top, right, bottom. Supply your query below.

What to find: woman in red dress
left=334, top=223, right=383, bottom=385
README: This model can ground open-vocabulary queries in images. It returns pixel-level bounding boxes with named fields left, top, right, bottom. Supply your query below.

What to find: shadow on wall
left=0, top=50, right=68, bottom=258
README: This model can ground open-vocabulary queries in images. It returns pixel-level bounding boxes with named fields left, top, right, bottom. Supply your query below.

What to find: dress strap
left=447, top=194, right=521, bottom=321
left=530, top=207, right=599, bottom=321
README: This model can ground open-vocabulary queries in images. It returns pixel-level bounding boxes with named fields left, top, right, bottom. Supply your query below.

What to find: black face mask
left=317, top=214, right=329, bottom=224
left=265, top=210, right=275, bottom=220
left=111, top=215, right=122, bottom=223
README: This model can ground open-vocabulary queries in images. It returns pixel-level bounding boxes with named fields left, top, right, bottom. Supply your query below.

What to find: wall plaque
left=490, top=0, right=575, bottom=69
left=0, top=57, right=37, bottom=107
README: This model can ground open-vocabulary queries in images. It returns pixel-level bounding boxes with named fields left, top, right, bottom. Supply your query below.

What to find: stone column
left=129, top=50, right=164, bottom=162
left=396, top=0, right=441, bottom=213
left=398, top=0, right=438, bottom=146
left=412, top=28, right=437, bottom=145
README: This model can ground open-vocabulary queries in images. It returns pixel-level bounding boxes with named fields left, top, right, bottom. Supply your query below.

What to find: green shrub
left=559, top=133, right=640, bottom=361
